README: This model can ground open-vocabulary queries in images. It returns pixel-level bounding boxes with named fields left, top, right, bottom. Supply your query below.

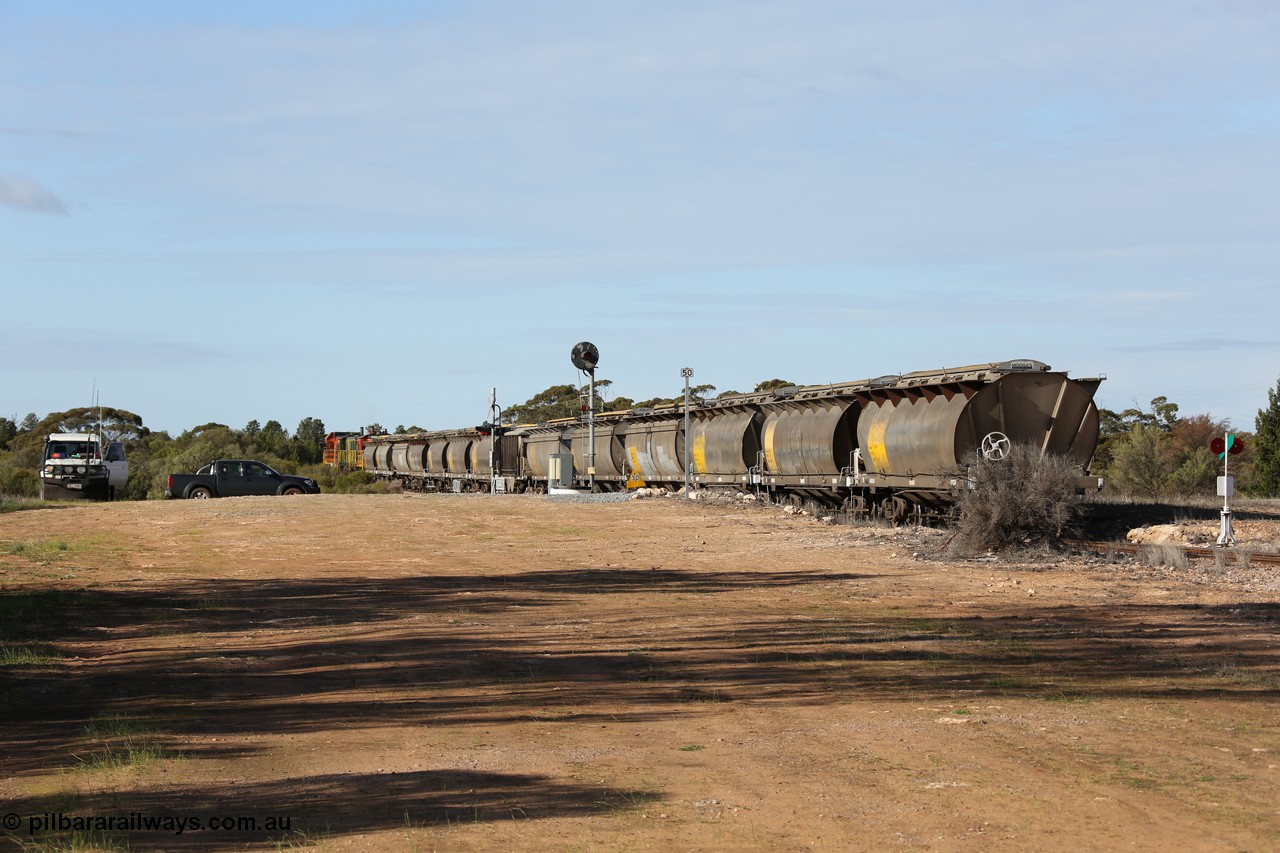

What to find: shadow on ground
left=3, top=769, right=660, bottom=850
left=3, top=563, right=1278, bottom=848
left=1081, top=497, right=1280, bottom=540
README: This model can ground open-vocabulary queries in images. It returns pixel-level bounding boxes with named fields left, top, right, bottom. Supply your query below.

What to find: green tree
left=689, top=383, right=716, bottom=404
left=17, top=406, right=148, bottom=445
left=1099, top=401, right=1245, bottom=499
left=181, top=422, right=233, bottom=440
left=587, top=379, right=613, bottom=404
left=504, top=384, right=582, bottom=424
left=0, top=417, right=16, bottom=450
left=754, top=378, right=797, bottom=392
left=1168, top=447, right=1218, bottom=497
left=1107, top=424, right=1173, bottom=498
left=628, top=383, right=716, bottom=410
left=1143, top=395, right=1180, bottom=431
left=1251, top=377, right=1280, bottom=497
left=0, top=462, right=38, bottom=497
left=254, top=420, right=289, bottom=458
left=1164, top=413, right=1232, bottom=497
left=119, top=429, right=176, bottom=500
left=168, top=423, right=246, bottom=464
left=503, top=383, right=576, bottom=424
left=4, top=407, right=149, bottom=472
left=1095, top=396, right=1182, bottom=472
left=630, top=397, right=674, bottom=409
left=292, top=417, right=326, bottom=464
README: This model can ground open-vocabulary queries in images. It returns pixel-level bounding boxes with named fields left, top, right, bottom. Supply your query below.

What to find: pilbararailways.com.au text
left=5, top=812, right=293, bottom=837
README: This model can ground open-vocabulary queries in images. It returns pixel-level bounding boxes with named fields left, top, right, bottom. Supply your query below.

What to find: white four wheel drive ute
left=38, top=432, right=129, bottom=500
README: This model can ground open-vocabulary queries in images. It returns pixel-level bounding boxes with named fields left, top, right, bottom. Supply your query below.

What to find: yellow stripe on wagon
left=626, top=447, right=646, bottom=488
left=692, top=432, right=707, bottom=474
left=866, top=420, right=890, bottom=473
left=762, top=419, right=779, bottom=472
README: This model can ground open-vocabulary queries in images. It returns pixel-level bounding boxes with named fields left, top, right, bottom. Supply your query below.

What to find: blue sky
left=2, top=0, right=1277, bottom=436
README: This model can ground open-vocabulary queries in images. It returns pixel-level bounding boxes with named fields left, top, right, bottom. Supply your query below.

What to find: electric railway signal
left=571, top=341, right=600, bottom=488
left=571, top=341, right=599, bottom=372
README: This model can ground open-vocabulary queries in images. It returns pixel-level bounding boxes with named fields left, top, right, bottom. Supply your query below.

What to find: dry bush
left=952, top=444, right=1084, bottom=554
left=1141, top=543, right=1189, bottom=570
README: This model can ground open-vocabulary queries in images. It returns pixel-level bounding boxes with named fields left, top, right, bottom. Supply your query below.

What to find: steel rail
left=1068, top=539, right=1280, bottom=567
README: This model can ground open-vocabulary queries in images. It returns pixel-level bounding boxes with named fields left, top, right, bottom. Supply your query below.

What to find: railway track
left=1071, top=539, right=1280, bottom=567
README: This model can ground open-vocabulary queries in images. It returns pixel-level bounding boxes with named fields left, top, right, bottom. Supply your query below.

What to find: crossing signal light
left=1210, top=434, right=1244, bottom=458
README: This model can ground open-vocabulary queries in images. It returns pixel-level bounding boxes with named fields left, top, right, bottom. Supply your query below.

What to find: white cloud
left=0, top=174, right=68, bottom=214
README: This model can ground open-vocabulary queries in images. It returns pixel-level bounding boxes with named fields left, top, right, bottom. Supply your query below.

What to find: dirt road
left=2, top=494, right=1278, bottom=851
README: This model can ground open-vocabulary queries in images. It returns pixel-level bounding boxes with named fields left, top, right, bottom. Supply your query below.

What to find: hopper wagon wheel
left=843, top=495, right=868, bottom=517
left=980, top=432, right=1011, bottom=461
left=882, top=496, right=910, bottom=524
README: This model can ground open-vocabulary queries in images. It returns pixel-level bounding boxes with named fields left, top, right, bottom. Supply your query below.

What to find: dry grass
left=1141, top=544, right=1189, bottom=570
left=952, top=446, right=1083, bottom=554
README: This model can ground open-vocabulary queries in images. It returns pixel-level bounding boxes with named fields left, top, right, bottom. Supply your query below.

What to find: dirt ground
left=2, top=493, right=1278, bottom=852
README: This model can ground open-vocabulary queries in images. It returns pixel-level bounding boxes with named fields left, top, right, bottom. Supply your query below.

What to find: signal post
left=1212, top=432, right=1244, bottom=546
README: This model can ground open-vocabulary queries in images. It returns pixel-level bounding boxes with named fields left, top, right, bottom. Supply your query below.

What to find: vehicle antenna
left=90, top=378, right=101, bottom=442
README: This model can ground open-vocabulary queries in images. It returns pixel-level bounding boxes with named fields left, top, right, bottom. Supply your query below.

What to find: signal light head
left=1211, top=434, right=1244, bottom=457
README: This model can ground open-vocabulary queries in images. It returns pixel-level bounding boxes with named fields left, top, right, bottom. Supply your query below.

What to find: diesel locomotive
left=354, top=359, right=1103, bottom=520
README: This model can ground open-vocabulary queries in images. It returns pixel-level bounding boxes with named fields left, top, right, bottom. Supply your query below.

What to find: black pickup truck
left=165, top=460, right=320, bottom=499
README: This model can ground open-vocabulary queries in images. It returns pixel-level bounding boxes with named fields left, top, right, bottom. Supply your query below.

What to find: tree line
left=1094, top=387, right=1280, bottom=498
left=0, top=409, right=363, bottom=500
left=4, top=376, right=1280, bottom=501
left=498, top=378, right=794, bottom=424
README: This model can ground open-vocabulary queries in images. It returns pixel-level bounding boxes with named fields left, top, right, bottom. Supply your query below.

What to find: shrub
left=301, top=465, right=391, bottom=494
left=0, top=466, right=38, bottom=498
left=1106, top=424, right=1173, bottom=498
left=952, top=444, right=1083, bottom=554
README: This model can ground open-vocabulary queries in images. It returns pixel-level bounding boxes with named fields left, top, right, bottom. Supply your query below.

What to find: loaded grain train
left=358, top=359, right=1103, bottom=520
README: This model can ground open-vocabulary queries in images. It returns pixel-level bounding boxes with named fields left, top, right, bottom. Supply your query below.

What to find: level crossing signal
left=1210, top=433, right=1244, bottom=459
